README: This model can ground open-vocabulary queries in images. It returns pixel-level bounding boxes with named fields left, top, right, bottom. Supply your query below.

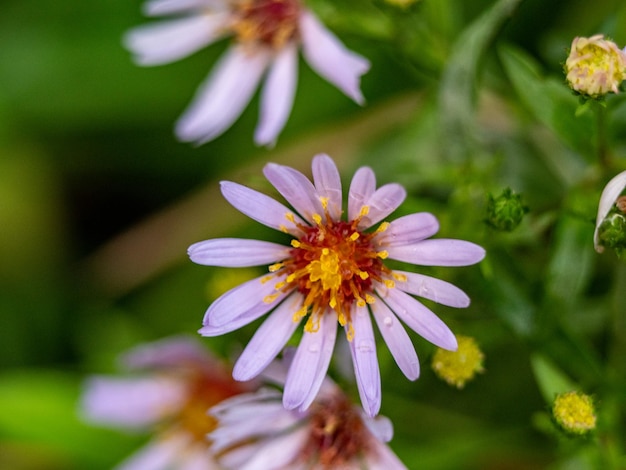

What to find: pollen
left=432, top=335, right=485, bottom=388
left=553, top=391, right=596, bottom=435
left=232, top=0, right=301, bottom=49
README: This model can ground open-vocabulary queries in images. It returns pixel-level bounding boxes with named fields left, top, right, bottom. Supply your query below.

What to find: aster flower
left=125, top=0, right=370, bottom=146
left=189, top=154, right=485, bottom=416
left=80, top=336, right=252, bottom=470
left=593, top=170, right=626, bottom=253
left=565, top=34, right=626, bottom=98
left=208, top=357, right=407, bottom=469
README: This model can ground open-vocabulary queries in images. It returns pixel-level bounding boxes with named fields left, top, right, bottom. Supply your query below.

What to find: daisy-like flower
left=565, top=34, right=626, bottom=98
left=189, top=154, right=485, bottom=416
left=209, top=357, right=407, bottom=469
left=80, top=336, right=252, bottom=470
left=125, top=0, right=370, bottom=146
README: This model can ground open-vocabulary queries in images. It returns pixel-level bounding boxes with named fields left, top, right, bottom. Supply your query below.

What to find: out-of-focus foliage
left=0, top=0, right=625, bottom=469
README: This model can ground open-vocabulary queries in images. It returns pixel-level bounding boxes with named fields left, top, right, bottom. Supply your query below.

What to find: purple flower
left=80, top=336, right=252, bottom=470
left=189, top=154, right=486, bottom=416
left=208, top=357, right=407, bottom=469
left=125, top=0, right=370, bottom=147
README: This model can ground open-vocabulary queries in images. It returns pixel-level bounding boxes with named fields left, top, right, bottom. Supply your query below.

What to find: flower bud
left=594, top=170, right=626, bottom=253
left=485, top=188, right=528, bottom=231
left=432, top=335, right=485, bottom=388
left=552, top=391, right=596, bottom=435
left=565, top=35, right=626, bottom=98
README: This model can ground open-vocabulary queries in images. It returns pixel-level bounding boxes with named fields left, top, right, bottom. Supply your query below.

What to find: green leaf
left=530, top=354, right=578, bottom=404
left=498, top=44, right=596, bottom=158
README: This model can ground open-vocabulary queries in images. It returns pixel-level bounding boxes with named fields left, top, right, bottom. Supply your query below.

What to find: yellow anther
left=293, top=306, right=308, bottom=322
left=312, top=213, right=322, bottom=225
left=274, top=281, right=286, bottom=289
left=349, top=232, right=360, bottom=241
left=260, top=275, right=274, bottom=284
left=356, top=298, right=366, bottom=307
left=345, top=323, right=355, bottom=341
left=329, top=296, right=337, bottom=308
left=358, top=271, right=369, bottom=280
left=269, top=262, right=283, bottom=272
left=377, top=250, right=389, bottom=259
left=365, top=294, right=376, bottom=304
left=320, top=197, right=329, bottom=209
left=321, top=248, right=329, bottom=255
left=279, top=224, right=288, bottom=233
left=304, top=315, right=320, bottom=333
left=291, top=240, right=301, bottom=248
left=375, top=222, right=390, bottom=233
left=263, top=293, right=279, bottom=304
left=359, top=205, right=370, bottom=217
left=383, top=279, right=395, bottom=289
left=337, top=312, right=347, bottom=326
left=285, top=213, right=295, bottom=223
left=286, top=273, right=296, bottom=283
left=393, top=272, right=408, bottom=282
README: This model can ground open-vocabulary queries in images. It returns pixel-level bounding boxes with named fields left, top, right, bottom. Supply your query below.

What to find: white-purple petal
left=594, top=170, right=626, bottom=252
left=254, top=44, right=298, bottom=147
left=263, top=163, right=325, bottom=224
left=283, top=310, right=337, bottom=411
left=348, top=305, right=381, bottom=417
left=393, top=270, right=470, bottom=308
left=370, top=299, right=419, bottom=380
left=377, top=287, right=457, bottom=351
left=375, top=213, right=439, bottom=246
left=144, top=0, right=223, bottom=16
left=387, top=239, right=486, bottom=266
left=188, top=238, right=290, bottom=267
left=121, top=336, right=211, bottom=370
left=124, top=14, right=228, bottom=66
left=312, top=153, right=343, bottom=220
left=299, top=11, right=370, bottom=104
left=358, top=183, right=407, bottom=229
left=233, top=294, right=302, bottom=381
left=364, top=414, right=394, bottom=443
left=202, top=274, right=288, bottom=327
left=81, top=377, right=185, bottom=429
left=220, top=181, right=306, bottom=235
left=175, top=45, right=270, bottom=144
left=348, top=166, right=376, bottom=220
left=237, top=426, right=309, bottom=470
left=116, top=435, right=189, bottom=470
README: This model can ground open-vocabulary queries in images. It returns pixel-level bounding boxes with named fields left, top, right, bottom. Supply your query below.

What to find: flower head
left=594, top=170, right=626, bottom=253
left=209, top=358, right=407, bottom=469
left=485, top=188, right=528, bottom=232
left=552, top=391, right=597, bottom=435
left=125, top=0, right=370, bottom=146
left=565, top=34, right=626, bottom=98
left=431, top=335, right=485, bottom=388
left=80, top=336, right=252, bottom=470
left=189, top=154, right=485, bottom=416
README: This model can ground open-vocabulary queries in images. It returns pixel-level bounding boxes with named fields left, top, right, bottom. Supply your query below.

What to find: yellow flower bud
left=552, top=391, right=596, bottom=435
left=432, top=335, right=485, bottom=388
left=565, top=34, right=626, bottom=98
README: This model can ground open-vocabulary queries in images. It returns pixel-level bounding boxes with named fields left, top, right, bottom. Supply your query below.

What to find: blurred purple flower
left=80, top=336, right=252, bottom=470
left=125, top=0, right=370, bottom=147
left=208, top=357, right=407, bottom=469
left=189, top=154, right=485, bottom=416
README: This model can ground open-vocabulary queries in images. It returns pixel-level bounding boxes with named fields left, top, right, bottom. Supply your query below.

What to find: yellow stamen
left=358, top=271, right=369, bottom=280
left=312, top=213, right=322, bottom=225
left=291, top=240, right=301, bottom=248
left=263, top=293, right=279, bottom=304
left=375, top=222, right=390, bottom=233
left=260, top=275, right=274, bottom=284
left=320, top=197, right=329, bottom=209
left=360, top=206, right=370, bottom=217
left=285, top=212, right=295, bottom=223
left=393, top=272, right=408, bottom=282
left=269, top=262, right=283, bottom=272
left=349, top=232, right=360, bottom=241
left=377, top=250, right=389, bottom=259
left=383, top=279, right=395, bottom=288
left=365, top=294, right=376, bottom=304
left=345, top=323, right=355, bottom=341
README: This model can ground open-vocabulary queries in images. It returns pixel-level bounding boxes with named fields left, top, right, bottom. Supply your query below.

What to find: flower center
left=177, top=371, right=249, bottom=442
left=265, top=204, right=392, bottom=339
left=232, top=0, right=301, bottom=48
left=301, top=394, right=372, bottom=467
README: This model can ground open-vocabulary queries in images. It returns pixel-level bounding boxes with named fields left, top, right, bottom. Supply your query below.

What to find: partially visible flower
left=593, top=170, right=626, bottom=253
left=189, top=154, right=485, bottom=416
left=552, top=391, right=596, bottom=435
left=125, top=0, right=370, bottom=147
left=209, top=359, right=407, bottom=469
left=485, top=188, right=528, bottom=232
left=565, top=34, right=626, bottom=98
left=80, top=336, right=252, bottom=470
left=431, top=335, right=484, bottom=388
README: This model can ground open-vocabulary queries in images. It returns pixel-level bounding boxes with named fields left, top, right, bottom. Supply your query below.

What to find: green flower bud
left=485, top=188, right=528, bottom=231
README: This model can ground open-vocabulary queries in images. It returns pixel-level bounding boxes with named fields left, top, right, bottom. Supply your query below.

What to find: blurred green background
left=1, top=0, right=625, bottom=468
